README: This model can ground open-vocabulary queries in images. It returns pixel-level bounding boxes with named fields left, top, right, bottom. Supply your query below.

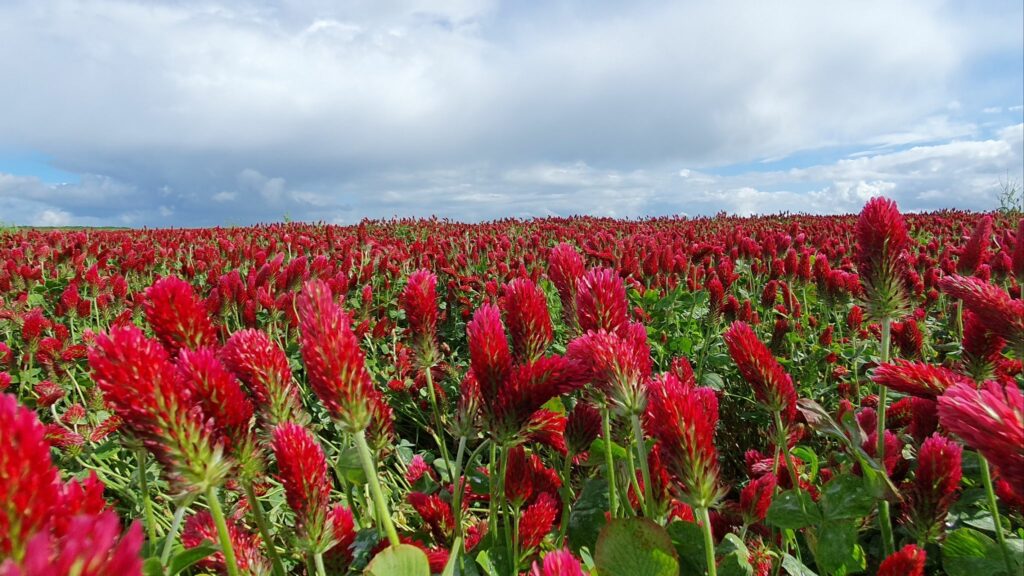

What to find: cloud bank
left=0, top=0, right=1021, bottom=225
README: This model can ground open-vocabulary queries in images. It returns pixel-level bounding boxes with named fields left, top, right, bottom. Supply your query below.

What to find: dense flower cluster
left=0, top=203, right=1020, bottom=576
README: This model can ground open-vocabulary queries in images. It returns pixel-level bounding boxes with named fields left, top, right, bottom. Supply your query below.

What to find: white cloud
left=34, top=209, right=73, bottom=227
left=0, top=0, right=1018, bottom=224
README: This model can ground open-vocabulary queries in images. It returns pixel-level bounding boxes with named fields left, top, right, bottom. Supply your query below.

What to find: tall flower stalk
left=855, top=197, right=910, bottom=556
left=297, top=280, right=401, bottom=547
left=723, top=321, right=799, bottom=489
left=646, top=374, right=725, bottom=576
left=400, top=270, right=452, bottom=475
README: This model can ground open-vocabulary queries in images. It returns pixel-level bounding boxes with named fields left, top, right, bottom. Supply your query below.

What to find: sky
left=0, top=0, right=1022, bottom=227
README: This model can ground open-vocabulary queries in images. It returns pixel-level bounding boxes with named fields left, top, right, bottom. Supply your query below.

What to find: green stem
left=136, top=449, right=158, bottom=547
left=511, top=504, right=522, bottom=573
left=207, top=487, right=241, bottom=576
left=980, top=457, right=1015, bottom=575
left=876, top=317, right=895, bottom=557
left=160, top=498, right=193, bottom=566
left=313, top=552, right=327, bottom=576
left=354, top=429, right=400, bottom=546
left=450, top=436, right=468, bottom=543
left=243, top=480, right=286, bottom=576
left=631, top=413, right=654, bottom=518
left=623, top=446, right=640, bottom=517
left=488, top=443, right=499, bottom=538
left=557, top=455, right=574, bottom=546
left=697, top=506, right=718, bottom=576
left=772, top=411, right=800, bottom=491
left=424, top=365, right=453, bottom=473
left=602, top=407, right=619, bottom=518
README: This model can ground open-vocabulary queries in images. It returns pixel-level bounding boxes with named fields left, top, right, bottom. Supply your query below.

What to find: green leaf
left=943, top=527, right=1014, bottom=576
left=142, top=557, right=165, bottom=576
left=814, top=521, right=860, bottom=575
left=337, top=445, right=367, bottom=484
left=820, top=474, right=875, bottom=521
left=667, top=520, right=706, bottom=575
left=364, top=543, right=431, bottom=576
left=589, top=438, right=628, bottom=461
left=780, top=553, right=819, bottom=576
left=700, top=372, right=725, bottom=390
left=568, top=478, right=609, bottom=553
left=791, top=446, right=819, bottom=481
left=475, top=550, right=500, bottom=576
left=595, top=518, right=679, bottom=576
left=716, top=533, right=754, bottom=576
left=541, top=396, right=566, bottom=415
left=766, top=489, right=821, bottom=530
left=168, top=543, right=219, bottom=575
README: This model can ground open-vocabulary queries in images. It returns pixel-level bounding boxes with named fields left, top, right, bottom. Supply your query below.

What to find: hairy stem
left=450, top=436, right=468, bottom=544
left=160, top=498, right=193, bottom=566
left=631, top=413, right=654, bottom=518
left=876, top=317, right=895, bottom=557
left=136, top=449, right=158, bottom=547
left=243, top=480, right=286, bottom=576
left=697, top=506, right=718, bottom=576
left=980, top=457, right=1015, bottom=575
left=354, top=430, right=400, bottom=547
left=602, top=407, right=619, bottom=518
left=207, top=487, right=241, bottom=576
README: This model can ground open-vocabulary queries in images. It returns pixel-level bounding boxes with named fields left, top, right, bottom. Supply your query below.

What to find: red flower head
left=323, top=505, right=357, bottom=573
left=88, top=326, right=228, bottom=493
left=495, top=356, right=585, bottom=445
left=575, top=268, right=628, bottom=335
left=739, top=473, right=776, bottom=524
left=1, top=512, right=142, bottom=576
left=144, top=276, right=218, bottom=355
left=900, top=433, right=962, bottom=543
left=957, top=214, right=992, bottom=275
left=565, top=402, right=602, bottom=456
left=177, top=347, right=254, bottom=450
left=0, top=393, right=62, bottom=560
left=723, top=321, right=797, bottom=424
left=408, top=492, right=455, bottom=544
left=890, top=319, right=923, bottom=359
left=548, top=243, right=585, bottom=332
left=222, top=328, right=307, bottom=428
left=877, top=544, right=926, bottom=576
left=961, top=310, right=1005, bottom=379
left=406, top=455, right=435, bottom=484
left=33, top=381, right=64, bottom=408
left=466, top=304, right=513, bottom=398
left=20, top=309, right=50, bottom=343
left=297, top=280, right=377, bottom=433
left=182, top=511, right=269, bottom=576
left=567, top=321, right=651, bottom=415
left=525, top=409, right=567, bottom=454
left=938, top=381, right=1024, bottom=491
left=871, top=360, right=972, bottom=399
left=270, top=423, right=331, bottom=551
left=855, top=197, right=910, bottom=320
left=500, top=278, right=554, bottom=362
left=467, top=303, right=584, bottom=444
left=504, top=446, right=535, bottom=507
left=518, top=492, right=558, bottom=551
left=645, top=374, right=724, bottom=508
left=400, top=269, right=439, bottom=364
left=530, top=548, right=585, bottom=576
left=940, top=274, right=1024, bottom=347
